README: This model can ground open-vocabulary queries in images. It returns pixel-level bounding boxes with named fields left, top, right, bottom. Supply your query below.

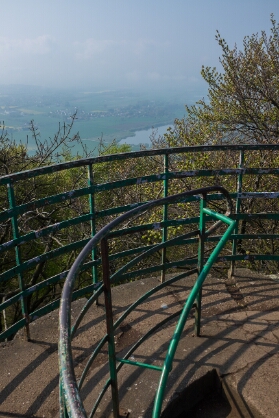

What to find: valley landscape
left=0, top=84, right=204, bottom=155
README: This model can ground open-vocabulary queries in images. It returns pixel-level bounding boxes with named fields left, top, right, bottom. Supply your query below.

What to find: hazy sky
left=1, top=1, right=278, bottom=91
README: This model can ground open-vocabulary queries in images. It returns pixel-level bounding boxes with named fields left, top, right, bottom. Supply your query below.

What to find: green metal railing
left=153, top=205, right=236, bottom=417
left=0, top=145, right=279, bottom=340
left=1, top=144, right=279, bottom=414
left=59, top=186, right=235, bottom=418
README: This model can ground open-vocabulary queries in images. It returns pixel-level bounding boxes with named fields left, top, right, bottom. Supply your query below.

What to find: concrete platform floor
left=1, top=268, right=279, bottom=418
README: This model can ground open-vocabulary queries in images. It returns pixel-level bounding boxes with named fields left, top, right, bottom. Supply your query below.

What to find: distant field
left=18, top=108, right=44, bottom=115
left=2, top=125, right=21, bottom=130
left=0, top=86, right=204, bottom=155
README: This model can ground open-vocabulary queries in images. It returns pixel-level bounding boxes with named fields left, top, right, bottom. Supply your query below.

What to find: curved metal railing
left=1, top=144, right=279, bottom=337
left=58, top=186, right=235, bottom=417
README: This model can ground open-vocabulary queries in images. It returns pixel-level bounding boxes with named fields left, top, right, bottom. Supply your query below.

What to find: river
left=118, top=124, right=173, bottom=146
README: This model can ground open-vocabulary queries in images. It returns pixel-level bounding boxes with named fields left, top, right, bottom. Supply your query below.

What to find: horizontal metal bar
left=169, top=167, right=279, bottom=178
left=0, top=171, right=244, bottom=222
left=113, top=269, right=198, bottom=334
left=2, top=188, right=251, bottom=225
left=2, top=209, right=278, bottom=256
left=114, top=258, right=198, bottom=282
left=234, top=213, right=279, bottom=220
left=231, top=234, right=279, bottom=240
left=76, top=271, right=197, bottom=391
left=88, top=309, right=184, bottom=416
left=116, top=357, right=163, bottom=371
left=217, top=254, right=279, bottom=262
left=2, top=143, right=279, bottom=185
left=0, top=283, right=97, bottom=341
left=0, top=238, right=90, bottom=283
left=203, top=208, right=234, bottom=225
left=0, top=187, right=93, bottom=222
left=110, top=230, right=199, bottom=284
left=108, top=216, right=201, bottom=238
left=77, top=192, right=232, bottom=225
left=0, top=317, right=26, bottom=341
left=238, top=192, right=279, bottom=199
left=0, top=213, right=94, bottom=253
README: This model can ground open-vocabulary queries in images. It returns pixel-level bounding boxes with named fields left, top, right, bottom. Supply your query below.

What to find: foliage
left=159, top=15, right=279, bottom=147
left=0, top=116, right=94, bottom=333
left=0, top=122, right=138, bottom=334
left=150, top=15, right=279, bottom=272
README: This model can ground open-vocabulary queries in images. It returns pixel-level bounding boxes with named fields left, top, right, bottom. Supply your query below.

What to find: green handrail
left=59, top=186, right=234, bottom=418
left=152, top=208, right=236, bottom=417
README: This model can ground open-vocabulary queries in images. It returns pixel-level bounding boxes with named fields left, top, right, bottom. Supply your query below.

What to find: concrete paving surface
left=0, top=268, right=279, bottom=417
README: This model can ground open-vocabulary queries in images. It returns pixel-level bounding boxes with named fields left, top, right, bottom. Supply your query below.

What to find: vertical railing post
left=229, top=149, right=244, bottom=278
left=195, top=193, right=206, bottom=336
left=88, top=164, right=98, bottom=287
left=101, top=238, right=119, bottom=418
left=7, top=181, right=30, bottom=341
left=161, top=153, right=169, bottom=283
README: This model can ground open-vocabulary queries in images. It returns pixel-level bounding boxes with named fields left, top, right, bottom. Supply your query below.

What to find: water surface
left=119, top=124, right=173, bottom=146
